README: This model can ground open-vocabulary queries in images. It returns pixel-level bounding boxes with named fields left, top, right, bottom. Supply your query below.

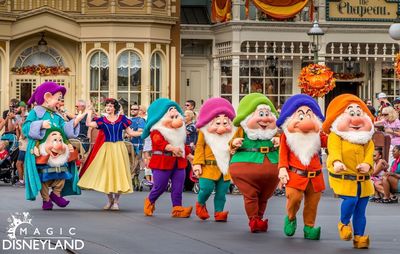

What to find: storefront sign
left=326, top=0, right=399, bottom=22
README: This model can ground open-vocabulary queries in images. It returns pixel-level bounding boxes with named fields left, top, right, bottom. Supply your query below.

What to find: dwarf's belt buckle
left=307, top=171, right=316, bottom=178
left=260, top=147, right=269, bottom=153
left=356, top=175, right=366, bottom=181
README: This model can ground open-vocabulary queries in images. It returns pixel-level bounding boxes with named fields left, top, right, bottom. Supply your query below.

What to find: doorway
left=324, top=81, right=361, bottom=111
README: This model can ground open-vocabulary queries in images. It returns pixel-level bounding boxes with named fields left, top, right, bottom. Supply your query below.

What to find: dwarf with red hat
left=193, top=98, right=236, bottom=222
left=276, top=94, right=327, bottom=240
left=323, top=94, right=375, bottom=249
left=229, top=93, right=280, bottom=233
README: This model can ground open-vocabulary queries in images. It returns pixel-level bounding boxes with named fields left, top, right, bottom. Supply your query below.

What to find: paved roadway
left=0, top=183, right=399, bottom=254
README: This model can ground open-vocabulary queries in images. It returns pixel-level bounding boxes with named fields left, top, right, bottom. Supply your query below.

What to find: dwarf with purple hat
left=23, top=82, right=85, bottom=210
left=276, top=94, right=327, bottom=240
left=193, top=98, right=236, bottom=222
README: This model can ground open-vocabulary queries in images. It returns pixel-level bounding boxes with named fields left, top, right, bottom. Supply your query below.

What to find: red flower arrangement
left=298, top=64, right=336, bottom=98
left=395, top=53, right=400, bottom=78
left=11, top=64, right=70, bottom=76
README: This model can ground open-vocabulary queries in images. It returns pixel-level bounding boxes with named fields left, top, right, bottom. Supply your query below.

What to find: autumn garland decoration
left=395, top=53, right=400, bottom=78
left=11, top=64, right=71, bottom=76
left=298, top=64, right=336, bottom=98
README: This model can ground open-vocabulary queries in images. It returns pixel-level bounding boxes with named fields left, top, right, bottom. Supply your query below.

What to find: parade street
left=0, top=184, right=398, bottom=254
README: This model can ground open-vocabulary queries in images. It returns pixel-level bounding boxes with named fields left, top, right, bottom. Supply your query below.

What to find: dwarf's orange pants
left=286, top=182, right=321, bottom=226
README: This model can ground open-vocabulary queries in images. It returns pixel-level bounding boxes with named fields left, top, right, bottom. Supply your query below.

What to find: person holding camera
left=2, top=98, right=20, bottom=134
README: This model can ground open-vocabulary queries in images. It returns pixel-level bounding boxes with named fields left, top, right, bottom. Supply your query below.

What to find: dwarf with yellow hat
left=322, top=94, right=375, bottom=249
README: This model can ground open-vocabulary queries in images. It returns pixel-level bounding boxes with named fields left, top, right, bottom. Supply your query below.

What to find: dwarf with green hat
left=229, top=93, right=280, bottom=233
left=143, top=98, right=193, bottom=218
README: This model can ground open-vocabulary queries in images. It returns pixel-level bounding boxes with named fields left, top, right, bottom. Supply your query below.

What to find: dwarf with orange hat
left=323, top=94, right=375, bottom=249
left=193, top=97, right=236, bottom=222
left=276, top=94, right=327, bottom=240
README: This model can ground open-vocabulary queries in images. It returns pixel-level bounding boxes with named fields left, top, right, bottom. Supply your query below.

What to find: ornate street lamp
left=308, top=17, right=324, bottom=64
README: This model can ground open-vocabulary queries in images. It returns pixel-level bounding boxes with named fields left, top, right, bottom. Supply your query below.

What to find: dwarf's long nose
left=350, top=117, right=364, bottom=126
left=54, top=143, right=65, bottom=152
left=216, top=125, right=227, bottom=135
left=298, top=119, right=317, bottom=133
left=171, top=118, right=183, bottom=128
left=261, top=116, right=275, bottom=123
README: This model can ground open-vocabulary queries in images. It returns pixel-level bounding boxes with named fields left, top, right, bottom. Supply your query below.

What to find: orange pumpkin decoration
left=298, top=64, right=336, bottom=98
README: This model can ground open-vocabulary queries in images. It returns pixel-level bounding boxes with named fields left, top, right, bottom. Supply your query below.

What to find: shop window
left=150, top=52, right=162, bottom=102
left=117, top=50, right=142, bottom=115
left=239, top=59, right=293, bottom=106
left=221, top=60, right=232, bottom=103
left=381, top=62, right=397, bottom=100
left=89, top=51, right=109, bottom=113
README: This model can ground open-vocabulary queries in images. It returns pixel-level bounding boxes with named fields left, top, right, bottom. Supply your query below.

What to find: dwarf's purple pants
left=148, top=167, right=185, bottom=206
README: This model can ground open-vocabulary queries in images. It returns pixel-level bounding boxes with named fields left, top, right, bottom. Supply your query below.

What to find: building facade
left=181, top=0, right=400, bottom=111
left=0, top=0, right=180, bottom=114
left=0, top=0, right=398, bottom=114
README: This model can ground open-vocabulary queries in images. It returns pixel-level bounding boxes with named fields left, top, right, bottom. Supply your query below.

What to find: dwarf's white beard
left=151, top=119, right=187, bottom=157
left=240, top=114, right=278, bottom=140
left=200, top=126, right=233, bottom=175
left=39, top=143, right=70, bottom=167
left=331, top=115, right=374, bottom=145
left=281, top=118, right=322, bottom=166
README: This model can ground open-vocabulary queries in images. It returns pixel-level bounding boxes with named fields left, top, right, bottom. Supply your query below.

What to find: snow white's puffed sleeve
left=95, top=117, right=104, bottom=129
left=121, top=115, right=132, bottom=129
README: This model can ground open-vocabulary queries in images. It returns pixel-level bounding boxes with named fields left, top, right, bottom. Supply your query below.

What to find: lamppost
left=307, top=12, right=324, bottom=64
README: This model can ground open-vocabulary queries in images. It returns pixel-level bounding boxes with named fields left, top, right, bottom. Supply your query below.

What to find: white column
left=374, top=59, right=382, bottom=101
left=109, top=42, right=116, bottom=98
left=164, top=44, right=170, bottom=98
left=232, top=56, right=240, bottom=108
left=232, top=0, right=241, bottom=21
left=1, top=41, right=10, bottom=111
left=170, top=46, right=177, bottom=102
left=292, top=58, right=302, bottom=95
left=141, top=42, right=151, bottom=106
left=80, top=42, right=88, bottom=101
left=212, top=58, right=221, bottom=98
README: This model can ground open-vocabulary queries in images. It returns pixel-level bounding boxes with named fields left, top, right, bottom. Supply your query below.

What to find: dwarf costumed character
left=323, top=94, right=375, bottom=249
left=23, top=82, right=83, bottom=210
left=229, top=93, right=280, bottom=233
left=276, top=94, right=327, bottom=240
left=193, top=98, right=236, bottom=222
left=33, top=127, right=79, bottom=207
left=143, top=98, right=193, bottom=218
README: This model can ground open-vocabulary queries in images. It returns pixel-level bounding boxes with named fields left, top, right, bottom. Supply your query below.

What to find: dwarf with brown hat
left=323, top=94, right=375, bottom=249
